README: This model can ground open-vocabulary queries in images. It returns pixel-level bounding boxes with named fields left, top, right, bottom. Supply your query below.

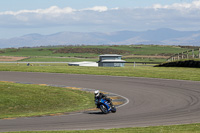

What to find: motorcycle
left=95, top=98, right=116, bottom=114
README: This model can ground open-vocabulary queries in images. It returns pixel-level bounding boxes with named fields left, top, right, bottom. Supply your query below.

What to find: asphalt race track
left=1, top=71, right=200, bottom=132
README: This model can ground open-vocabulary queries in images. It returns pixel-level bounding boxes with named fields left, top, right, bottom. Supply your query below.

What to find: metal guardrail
left=167, top=48, right=200, bottom=62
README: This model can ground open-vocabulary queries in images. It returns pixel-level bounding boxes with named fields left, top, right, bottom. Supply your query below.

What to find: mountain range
left=1, top=28, right=200, bottom=48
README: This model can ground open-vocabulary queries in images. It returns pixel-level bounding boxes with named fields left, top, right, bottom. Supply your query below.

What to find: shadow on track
left=84, top=111, right=106, bottom=115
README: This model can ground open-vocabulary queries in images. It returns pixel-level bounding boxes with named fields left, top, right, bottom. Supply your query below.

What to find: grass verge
left=3, top=123, right=200, bottom=133
left=0, top=63, right=200, bottom=81
left=0, top=81, right=95, bottom=119
left=18, top=57, right=97, bottom=62
left=17, top=56, right=165, bottom=63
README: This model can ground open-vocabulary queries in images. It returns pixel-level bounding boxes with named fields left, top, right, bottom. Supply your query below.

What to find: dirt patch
left=0, top=56, right=28, bottom=61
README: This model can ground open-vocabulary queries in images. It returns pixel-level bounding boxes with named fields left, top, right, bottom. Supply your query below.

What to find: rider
left=94, top=90, right=114, bottom=107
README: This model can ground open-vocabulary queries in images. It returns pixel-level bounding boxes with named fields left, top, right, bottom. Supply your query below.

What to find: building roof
left=99, top=59, right=126, bottom=63
left=99, top=54, right=122, bottom=57
left=68, top=61, right=98, bottom=67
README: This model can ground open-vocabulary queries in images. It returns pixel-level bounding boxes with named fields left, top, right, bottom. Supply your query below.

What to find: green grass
left=124, top=58, right=166, bottom=63
left=1, top=45, right=196, bottom=63
left=1, top=63, right=200, bottom=81
left=18, top=57, right=164, bottom=63
left=0, top=82, right=95, bottom=119
left=0, top=45, right=190, bottom=57
left=110, top=45, right=187, bottom=55
left=19, top=57, right=97, bottom=62
left=3, top=123, right=200, bottom=133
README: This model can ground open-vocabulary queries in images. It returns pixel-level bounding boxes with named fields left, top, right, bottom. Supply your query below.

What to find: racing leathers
left=95, top=93, right=114, bottom=107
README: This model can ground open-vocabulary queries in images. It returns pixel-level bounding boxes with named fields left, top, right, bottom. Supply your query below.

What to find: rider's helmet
left=94, top=90, right=100, bottom=97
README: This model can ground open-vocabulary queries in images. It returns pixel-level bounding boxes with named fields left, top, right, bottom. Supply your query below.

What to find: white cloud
left=152, top=0, right=200, bottom=10
left=0, top=6, right=74, bottom=16
left=81, top=6, right=108, bottom=12
left=0, top=1, right=200, bottom=32
left=0, top=6, right=110, bottom=16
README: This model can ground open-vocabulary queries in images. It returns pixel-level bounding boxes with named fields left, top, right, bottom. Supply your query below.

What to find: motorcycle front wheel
left=100, top=104, right=109, bottom=114
left=111, top=107, right=116, bottom=113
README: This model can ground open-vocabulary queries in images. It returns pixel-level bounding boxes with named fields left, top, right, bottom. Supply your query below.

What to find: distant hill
left=1, top=28, right=200, bottom=48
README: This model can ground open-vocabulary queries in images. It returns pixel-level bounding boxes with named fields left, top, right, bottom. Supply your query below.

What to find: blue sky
left=1, top=0, right=192, bottom=11
left=0, top=0, right=199, bottom=39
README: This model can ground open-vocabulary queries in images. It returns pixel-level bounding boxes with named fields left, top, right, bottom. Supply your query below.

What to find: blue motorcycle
left=95, top=99, right=116, bottom=114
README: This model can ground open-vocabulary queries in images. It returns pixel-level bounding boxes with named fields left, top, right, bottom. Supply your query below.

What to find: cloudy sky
left=0, top=0, right=199, bottom=39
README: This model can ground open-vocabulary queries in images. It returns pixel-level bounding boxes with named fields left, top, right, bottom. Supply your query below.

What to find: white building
left=97, top=54, right=126, bottom=67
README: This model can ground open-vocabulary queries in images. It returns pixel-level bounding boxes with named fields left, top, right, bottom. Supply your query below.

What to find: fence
left=125, top=62, right=158, bottom=67
left=167, top=48, right=200, bottom=62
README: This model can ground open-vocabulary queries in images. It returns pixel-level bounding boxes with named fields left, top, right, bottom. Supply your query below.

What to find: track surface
left=1, top=71, right=200, bottom=132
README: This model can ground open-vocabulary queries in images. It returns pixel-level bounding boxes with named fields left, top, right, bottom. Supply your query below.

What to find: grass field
left=3, top=123, right=200, bottom=133
left=0, top=81, right=95, bottom=119
left=1, top=63, right=200, bottom=81
left=0, top=45, right=192, bottom=63
left=1, top=45, right=187, bottom=57
left=18, top=57, right=97, bottom=62
left=14, top=56, right=166, bottom=63
left=124, top=58, right=166, bottom=63
left=17, top=56, right=165, bottom=63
